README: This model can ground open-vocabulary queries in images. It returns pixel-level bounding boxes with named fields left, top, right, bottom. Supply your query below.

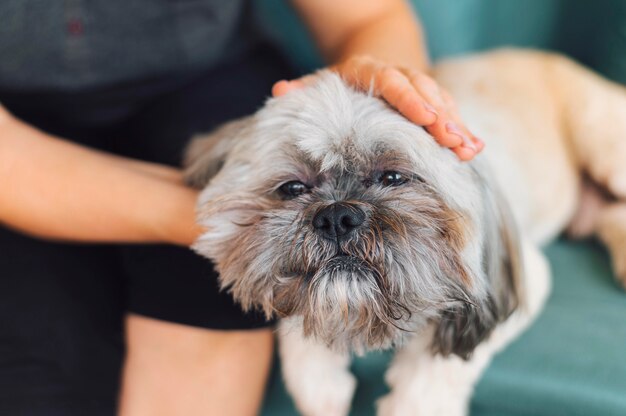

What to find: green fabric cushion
left=253, top=2, right=626, bottom=414
left=261, top=240, right=626, bottom=415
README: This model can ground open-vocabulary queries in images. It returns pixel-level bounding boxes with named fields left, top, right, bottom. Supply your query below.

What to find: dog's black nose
left=312, top=203, right=366, bottom=240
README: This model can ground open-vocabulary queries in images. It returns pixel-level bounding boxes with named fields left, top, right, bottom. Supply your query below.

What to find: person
left=0, top=0, right=482, bottom=414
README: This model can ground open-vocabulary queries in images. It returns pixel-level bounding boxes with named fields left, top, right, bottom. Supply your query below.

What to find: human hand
left=272, top=55, right=483, bottom=161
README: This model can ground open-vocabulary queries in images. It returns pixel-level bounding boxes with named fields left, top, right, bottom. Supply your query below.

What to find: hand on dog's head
left=185, top=71, right=522, bottom=358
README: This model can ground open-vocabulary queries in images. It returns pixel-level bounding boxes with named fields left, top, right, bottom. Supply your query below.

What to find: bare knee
left=119, top=314, right=273, bottom=416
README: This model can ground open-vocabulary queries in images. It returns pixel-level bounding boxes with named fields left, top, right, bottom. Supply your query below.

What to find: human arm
left=0, top=105, right=201, bottom=246
left=273, top=0, right=483, bottom=160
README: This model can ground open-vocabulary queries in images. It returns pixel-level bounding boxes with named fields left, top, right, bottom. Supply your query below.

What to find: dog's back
left=434, top=49, right=626, bottom=249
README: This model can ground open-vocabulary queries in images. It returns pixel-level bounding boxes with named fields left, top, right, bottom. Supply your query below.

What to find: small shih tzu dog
left=184, top=49, right=626, bottom=416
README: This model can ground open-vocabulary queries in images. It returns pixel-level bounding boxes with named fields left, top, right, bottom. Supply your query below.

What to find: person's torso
left=0, top=0, right=255, bottom=91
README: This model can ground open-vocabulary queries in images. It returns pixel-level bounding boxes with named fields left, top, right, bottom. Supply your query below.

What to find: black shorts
left=0, top=45, right=295, bottom=415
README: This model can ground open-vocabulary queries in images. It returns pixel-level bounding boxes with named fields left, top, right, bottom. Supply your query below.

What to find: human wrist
left=156, top=185, right=204, bottom=247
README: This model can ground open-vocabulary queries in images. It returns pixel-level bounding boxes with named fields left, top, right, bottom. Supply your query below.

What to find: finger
left=374, top=67, right=438, bottom=126
left=271, top=80, right=291, bottom=97
left=448, top=115, right=481, bottom=155
left=440, top=89, right=476, bottom=140
left=400, top=71, right=464, bottom=148
left=422, top=115, right=470, bottom=150
left=337, top=59, right=438, bottom=126
left=473, top=137, right=485, bottom=152
left=403, top=71, right=444, bottom=108
left=452, top=145, right=476, bottom=161
left=438, top=88, right=482, bottom=154
left=271, top=79, right=307, bottom=97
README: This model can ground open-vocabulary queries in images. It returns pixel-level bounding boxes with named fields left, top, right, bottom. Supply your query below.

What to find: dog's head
left=185, top=71, right=522, bottom=357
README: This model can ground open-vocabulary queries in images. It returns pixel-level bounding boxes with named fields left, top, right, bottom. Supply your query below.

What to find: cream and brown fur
left=184, top=49, right=626, bottom=416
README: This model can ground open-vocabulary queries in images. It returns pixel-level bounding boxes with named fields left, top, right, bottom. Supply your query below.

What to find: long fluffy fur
left=185, top=70, right=521, bottom=355
left=184, top=48, right=626, bottom=415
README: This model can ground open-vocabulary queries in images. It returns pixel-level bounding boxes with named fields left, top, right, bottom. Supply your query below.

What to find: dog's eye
left=278, top=181, right=310, bottom=198
left=379, top=171, right=407, bottom=187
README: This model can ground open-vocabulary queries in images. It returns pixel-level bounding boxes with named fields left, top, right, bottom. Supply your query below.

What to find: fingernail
left=445, top=122, right=472, bottom=149
left=462, top=137, right=477, bottom=152
left=445, top=121, right=463, bottom=135
left=424, top=102, right=438, bottom=118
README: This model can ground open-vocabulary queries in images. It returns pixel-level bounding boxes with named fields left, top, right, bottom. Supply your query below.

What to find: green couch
left=254, top=1, right=626, bottom=414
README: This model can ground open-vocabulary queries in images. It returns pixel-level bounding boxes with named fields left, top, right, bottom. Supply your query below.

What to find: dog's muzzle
left=312, top=202, right=366, bottom=241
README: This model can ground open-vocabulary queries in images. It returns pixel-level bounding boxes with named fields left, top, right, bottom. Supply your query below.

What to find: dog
left=183, top=49, right=626, bottom=415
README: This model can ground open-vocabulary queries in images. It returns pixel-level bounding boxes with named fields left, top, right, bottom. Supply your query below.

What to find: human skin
left=0, top=113, right=201, bottom=245
left=273, top=0, right=484, bottom=161
left=0, top=1, right=480, bottom=414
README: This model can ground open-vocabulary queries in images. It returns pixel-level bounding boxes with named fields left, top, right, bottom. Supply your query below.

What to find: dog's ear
left=433, top=170, right=523, bottom=360
left=183, top=116, right=253, bottom=188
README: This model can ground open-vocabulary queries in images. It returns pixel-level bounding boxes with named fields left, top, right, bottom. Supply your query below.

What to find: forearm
left=285, top=0, right=482, bottom=161
left=332, top=5, right=428, bottom=71
left=0, top=115, right=201, bottom=246
left=294, top=0, right=429, bottom=71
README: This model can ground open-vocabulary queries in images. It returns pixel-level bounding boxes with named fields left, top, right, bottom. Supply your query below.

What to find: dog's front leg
left=377, top=331, right=483, bottom=416
left=379, top=241, right=550, bottom=416
left=596, top=202, right=626, bottom=288
left=278, top=318, right=356, bottom=416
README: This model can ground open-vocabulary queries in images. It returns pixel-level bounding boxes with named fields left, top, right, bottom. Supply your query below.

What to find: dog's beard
left=200, top=193, right=466, bottom=353
left=273, top=232, right=415, bottom=353
left=188, top=71, right=524, bottom=358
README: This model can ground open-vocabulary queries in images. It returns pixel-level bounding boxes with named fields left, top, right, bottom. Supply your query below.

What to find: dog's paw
left=596, top=204, right=626, bottom=290
left=290, top=371, right=356, bottom=416
left=377, top=392, right=467, bottom=416
left=608, top=171, right=626, bottom=200
left=567, top=181, right=608, bottom=239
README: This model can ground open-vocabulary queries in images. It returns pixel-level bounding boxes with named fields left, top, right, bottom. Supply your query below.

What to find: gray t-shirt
left=0, top=0, right=255, bottom=91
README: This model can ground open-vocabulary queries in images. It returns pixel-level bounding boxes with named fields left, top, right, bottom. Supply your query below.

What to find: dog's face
left=186, top=72, right=521, bottom=357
